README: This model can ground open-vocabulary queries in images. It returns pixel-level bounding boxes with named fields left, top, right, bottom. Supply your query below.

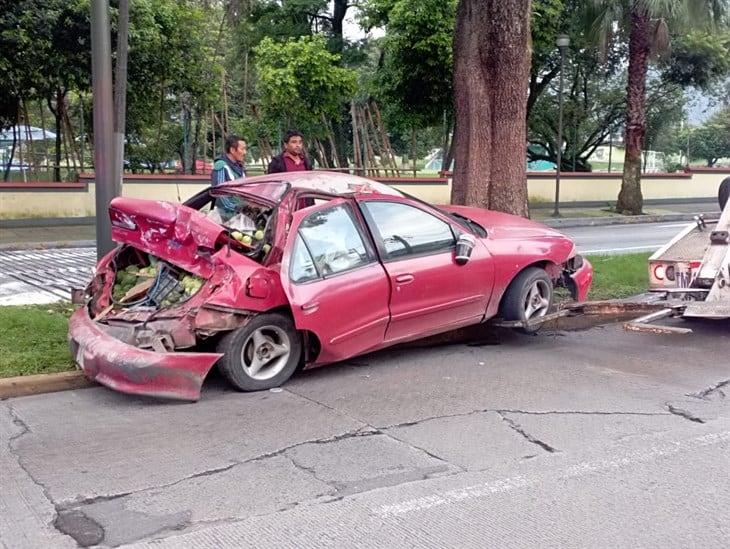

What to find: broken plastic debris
left=269, top=388, right=283, bottom=393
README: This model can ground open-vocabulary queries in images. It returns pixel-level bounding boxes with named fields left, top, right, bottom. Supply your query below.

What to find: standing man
left=211, top=135, right=247, bottom=218
left=267, top=130, right=313, bottom=173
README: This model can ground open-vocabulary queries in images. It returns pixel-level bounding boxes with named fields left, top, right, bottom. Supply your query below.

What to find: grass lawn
left=0, top=253, right=651, bottom=378
left=586, top=252, right=651, bottom=300
left=0, top=303, right=76, bottom=378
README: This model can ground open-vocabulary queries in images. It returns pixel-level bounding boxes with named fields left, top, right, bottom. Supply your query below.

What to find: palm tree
left=587, top=0, right=727, bottom=215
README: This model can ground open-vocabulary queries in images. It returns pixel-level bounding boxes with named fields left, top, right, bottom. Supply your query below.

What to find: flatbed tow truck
left=623, top=178, right=730, bottom=334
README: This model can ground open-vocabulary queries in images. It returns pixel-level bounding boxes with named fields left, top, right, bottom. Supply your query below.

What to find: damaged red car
left=68, top=171, right=593, bottom=401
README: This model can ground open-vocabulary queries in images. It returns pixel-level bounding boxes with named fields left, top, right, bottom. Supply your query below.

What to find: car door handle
left=395, top=274, right=415, bottom=284
left=301, top=302, right=320, bottom=313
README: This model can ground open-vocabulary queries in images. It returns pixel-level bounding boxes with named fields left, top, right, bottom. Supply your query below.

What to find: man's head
left=283, top=130, right=304, bottom=156
left=225, top=135, right=247, bottom=164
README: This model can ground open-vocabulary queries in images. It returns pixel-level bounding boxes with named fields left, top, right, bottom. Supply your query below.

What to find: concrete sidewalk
left=0, top=200, right=721, bottom=250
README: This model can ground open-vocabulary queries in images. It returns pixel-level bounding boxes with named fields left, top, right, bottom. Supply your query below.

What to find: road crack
left=497, top=412, right=558, bottom=453
left=59, top=426, right=377, bottom=511
left=688, top=379, right=729, bottom=400
left=666, top=403, right=705, bottom=424
left=379, top=408, right=669, bottom=431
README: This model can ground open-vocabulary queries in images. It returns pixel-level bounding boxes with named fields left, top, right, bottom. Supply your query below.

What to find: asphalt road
left=2, top=319, right=729, bottom=548
left=562, top=221, right=694, bottom=255
left=0, top=220, right=705, bottom=306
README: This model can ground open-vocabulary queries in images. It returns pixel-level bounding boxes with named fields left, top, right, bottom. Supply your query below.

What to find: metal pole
left=552, top=43, right=566, bottom=217
left=608, top=131, right=612, bottom=173
left=79, top=100, right=84, bottom=173
left=91, top=0, right=116, bottom=258
left=113, top=0, right=129, bottom=196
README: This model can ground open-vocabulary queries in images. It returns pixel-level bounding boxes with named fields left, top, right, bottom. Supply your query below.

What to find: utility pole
left=91, top=0, right=116, bottom=258
left=113, top=0, right=129, bottom=197
left=552, top=34, right=570, bottom=218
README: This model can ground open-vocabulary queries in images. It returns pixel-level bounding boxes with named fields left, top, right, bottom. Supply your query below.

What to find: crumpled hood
left=439, top=205, right=567, bottom=241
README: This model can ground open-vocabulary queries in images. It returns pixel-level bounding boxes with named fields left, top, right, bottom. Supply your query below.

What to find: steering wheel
left=391, top=235, right=412, bottom=254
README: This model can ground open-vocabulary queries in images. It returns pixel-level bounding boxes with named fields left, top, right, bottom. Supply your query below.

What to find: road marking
left=580, top=245, right=662, bottom=254
left=0, top=247, right=95, bottom=304
left=374, top=430, right=730, bottom=517
left=657, top=223, right=693, bottom=229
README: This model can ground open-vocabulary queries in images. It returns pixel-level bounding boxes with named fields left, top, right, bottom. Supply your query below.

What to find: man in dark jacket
left=267, top=130, right=313, bottom=173
left=211, top=135, right=246, bottom=218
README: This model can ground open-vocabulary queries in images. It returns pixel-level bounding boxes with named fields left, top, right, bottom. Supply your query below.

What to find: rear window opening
left=187, top=188, right=277, bottom=263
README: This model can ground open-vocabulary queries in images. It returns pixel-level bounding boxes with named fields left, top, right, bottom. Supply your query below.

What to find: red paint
left=70, top=171, right=593, bottom=400
left=69, top=307, right=222, bottom=401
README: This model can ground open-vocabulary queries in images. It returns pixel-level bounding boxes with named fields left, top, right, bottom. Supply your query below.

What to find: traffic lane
left=562, top=221, right=692, bottom=254
left=4, top=320, right=729, bottom=547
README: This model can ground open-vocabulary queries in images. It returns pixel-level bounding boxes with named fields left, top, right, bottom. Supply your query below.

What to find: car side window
left=362, top=201, right=455, bottom=259
left=290, top=204, right=371, bottom=283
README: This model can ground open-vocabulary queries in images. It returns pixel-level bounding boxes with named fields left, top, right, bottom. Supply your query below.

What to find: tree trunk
left=191, top=109, right=201, bottom=175
left=38, top=99, right=50, bottom=174
left=616, top=3, right=650, bottom=215
left=450, top=0, right=531, bottom=217
left=332, top=0, right=348, bottom=53
left=441, top=121, right=456, bottom=172
left=351, top=101, right=362, bottom=175
left=21, top=98, right=38, bottom=181
left=4, top=122, right=18, bottom=182
left=49, top=90, right=65, bottom=181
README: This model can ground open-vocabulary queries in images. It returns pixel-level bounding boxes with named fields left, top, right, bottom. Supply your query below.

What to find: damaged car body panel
left=69, top=171, right=594, bottom=401
left=69, top=307, right=222, bottom=401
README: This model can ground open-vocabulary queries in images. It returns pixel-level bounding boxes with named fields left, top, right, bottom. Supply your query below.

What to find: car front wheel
left=500, top=267, right=554, bottom=333
left=216, top=313, right=302, bottom=391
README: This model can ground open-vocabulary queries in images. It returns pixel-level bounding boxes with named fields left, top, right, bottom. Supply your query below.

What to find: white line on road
left=374, top=430, right=730, bottom=518
left=581, top=245, right=662, bottom=254
left=656, top=223, right=694, bottom=229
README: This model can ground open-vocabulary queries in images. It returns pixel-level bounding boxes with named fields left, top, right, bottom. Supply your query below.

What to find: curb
left=541, top=212, right=716, bottom=229
left=0, top=370, right=94, bottom=400
left=0, top=216, right=95, bottom=229
left=0, top=240, right=96, bottom=252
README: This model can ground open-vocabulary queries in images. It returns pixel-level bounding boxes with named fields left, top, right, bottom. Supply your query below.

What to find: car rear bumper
left=68, top=307, right=222, bottom=401
left=569, top=259, right=593, bottom=301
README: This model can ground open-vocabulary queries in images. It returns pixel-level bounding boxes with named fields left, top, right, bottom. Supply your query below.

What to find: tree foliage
left=662, top=31, right=730, bottom=89
left=254, top=35, right=357, bottom=137
left=685, top=106, right=730, bottom=166
left=124, top=0, right=221, bottom=172
left=366, top=0, right=456, bottom=131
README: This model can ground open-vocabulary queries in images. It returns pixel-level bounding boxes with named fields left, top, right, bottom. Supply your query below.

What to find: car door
left=281, top=198, right=391, bottom=365
left=360, top=198, right=494, bottom=344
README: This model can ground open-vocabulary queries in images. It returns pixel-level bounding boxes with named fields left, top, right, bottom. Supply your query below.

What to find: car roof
left=222, top=170, right=405, bottom=200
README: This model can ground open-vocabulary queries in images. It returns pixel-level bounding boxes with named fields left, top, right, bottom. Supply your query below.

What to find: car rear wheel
left=500, top=267, right=553, bottom=333
left=216, top=313, right=302, bottom=391
left=719, top=177, right=729, bottom=210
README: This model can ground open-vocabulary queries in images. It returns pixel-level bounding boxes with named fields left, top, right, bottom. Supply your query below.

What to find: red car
left=69, top=171, right=592, bottom=400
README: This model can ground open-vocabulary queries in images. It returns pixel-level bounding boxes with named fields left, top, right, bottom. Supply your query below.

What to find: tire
left=719, top=177, right=730, bottom=210
left=500, top=267, right=554, bottom=334
left=216, top=313, right=302, bottom=391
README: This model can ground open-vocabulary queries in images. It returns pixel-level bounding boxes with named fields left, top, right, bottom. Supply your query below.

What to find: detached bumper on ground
left=68, top=307, right=222, bottom=401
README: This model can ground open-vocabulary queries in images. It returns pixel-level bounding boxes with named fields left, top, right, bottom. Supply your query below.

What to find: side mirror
left=454, top=233, right=476, bottom=265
